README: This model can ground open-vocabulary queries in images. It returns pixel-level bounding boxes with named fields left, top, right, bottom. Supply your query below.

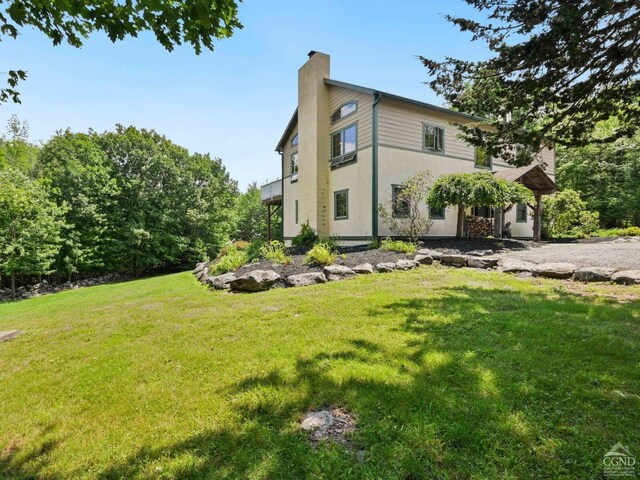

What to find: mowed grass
left=0, top=267, right=639, bottom=479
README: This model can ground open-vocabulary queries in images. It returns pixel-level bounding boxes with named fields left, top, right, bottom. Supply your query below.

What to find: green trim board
left=372, top=92, right=381, bottom=239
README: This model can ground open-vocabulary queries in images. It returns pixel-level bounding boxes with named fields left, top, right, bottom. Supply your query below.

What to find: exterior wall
left=278, top=57, right=556, bottom=243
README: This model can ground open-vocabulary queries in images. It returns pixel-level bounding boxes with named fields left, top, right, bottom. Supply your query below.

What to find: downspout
left=371, top=92, right=381, bottom=240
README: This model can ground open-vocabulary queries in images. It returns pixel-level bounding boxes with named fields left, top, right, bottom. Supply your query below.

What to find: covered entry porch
left=493, top=165, right=558, bottom=241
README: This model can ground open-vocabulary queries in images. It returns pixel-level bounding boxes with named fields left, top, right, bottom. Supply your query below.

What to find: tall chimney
left=297, top=51, right=330, bottom=236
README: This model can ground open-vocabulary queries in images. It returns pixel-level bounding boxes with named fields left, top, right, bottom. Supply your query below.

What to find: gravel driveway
left=496, top=239, right=640, bottom=270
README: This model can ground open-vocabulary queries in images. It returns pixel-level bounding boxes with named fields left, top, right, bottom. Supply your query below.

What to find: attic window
left=331, top=102, right=357, bottom=123
left=291, top=134, right=299, bottom=147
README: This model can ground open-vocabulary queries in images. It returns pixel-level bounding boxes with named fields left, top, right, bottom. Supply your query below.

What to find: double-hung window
left=334, top=189, right=348, bottom=220
left=516, top=203, right=528, bottom=223
left=474, top=146, right=492, bottom=169
left=291, top=152, right=299, bottom=182
left=423, top=124, right=444, bottom=152
left=331, top=124, right=357, bottom=167
left=392, top=185, right=410, bottom=218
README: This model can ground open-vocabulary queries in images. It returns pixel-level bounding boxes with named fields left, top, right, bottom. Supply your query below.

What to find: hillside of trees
left=0, top=116, right=279, bottom=295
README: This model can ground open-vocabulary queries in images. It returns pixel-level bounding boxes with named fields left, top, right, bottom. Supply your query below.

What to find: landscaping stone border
left=193, top=249, right=640, bottom=293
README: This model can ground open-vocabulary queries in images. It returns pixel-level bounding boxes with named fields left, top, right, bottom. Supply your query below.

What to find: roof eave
left=275, top=108, right=298, bottom=152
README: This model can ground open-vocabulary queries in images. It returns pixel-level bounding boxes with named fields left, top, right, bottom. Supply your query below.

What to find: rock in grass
left=395, top=259, right=419, bottom=270
left=611, top=270, right=640, bottom=285
left=534, top=263, right=576, bottom=279
left=285, top=272, right=327, bottom=287
left=206, top=273, right=237, bottom=290
left=352, top=263, right=374, bottom=274
left=323, top=265, right=356, bottom=282
left=414, top=254, right=433, bottom=265
left=376, top=262, right=396, bottom=273
left=467, top=257, right=499, bottom=269
left=498, top=258, right=536, bottom=273
left=440, top=254, right=468, bottom=268
left=301, top=410, right=333, bottom=432
left=0, top=330, right=23, bottom=343
left=574, top=267, right=616, bottom=283
left=417, top=249, right=442, bottom=260
left=230, top=270, right=281, bottom=292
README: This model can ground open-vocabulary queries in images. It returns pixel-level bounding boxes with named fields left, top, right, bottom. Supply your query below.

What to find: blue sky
left=0, top=0, right=490, bottom=190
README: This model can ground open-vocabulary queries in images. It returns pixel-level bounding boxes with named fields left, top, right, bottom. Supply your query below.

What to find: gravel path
left=496, top=238, right=640, bottom=270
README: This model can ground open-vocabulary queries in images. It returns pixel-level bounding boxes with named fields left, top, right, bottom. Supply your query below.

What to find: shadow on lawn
left=2, top=286, right=638, bottom=479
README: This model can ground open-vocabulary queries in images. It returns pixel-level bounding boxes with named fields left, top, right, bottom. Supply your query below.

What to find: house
left=261, top=51, right=557, bottom=244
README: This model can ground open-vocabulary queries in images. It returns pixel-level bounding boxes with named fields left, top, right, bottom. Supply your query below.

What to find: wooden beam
left=267, top=203, right=271, bottom=242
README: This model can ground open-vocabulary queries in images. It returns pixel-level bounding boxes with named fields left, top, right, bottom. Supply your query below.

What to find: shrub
left=594, top=226, right=640, bottom=237
left=542, top=189, right=601, bottom=238
left=292, top=221, right=318, bottom=248
left=303, top=243, right=337, bottom=266
left=245, top=239, right=265, bottom=261
left=367, top=238, right=380, bottom=250
left=218, top=240, right=250, bottom=258
left=259, top=240, right=292, bottom=265
left=380, top=238, right=416, bottom=254
left=210, top=246, right=248, bottom=275
left=318, top=235, right=340, bottom=252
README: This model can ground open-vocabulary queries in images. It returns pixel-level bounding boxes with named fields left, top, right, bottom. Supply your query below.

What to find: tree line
left=0, top=116, right=277, bottom=296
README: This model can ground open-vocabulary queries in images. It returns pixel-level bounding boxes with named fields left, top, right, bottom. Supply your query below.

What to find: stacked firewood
left=466, top=216, right=493, bottom=238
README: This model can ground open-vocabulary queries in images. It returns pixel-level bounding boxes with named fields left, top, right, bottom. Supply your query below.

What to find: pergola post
left=267, top=204, right=272, bottom=242
left=533, top=192, right=542, bottom=241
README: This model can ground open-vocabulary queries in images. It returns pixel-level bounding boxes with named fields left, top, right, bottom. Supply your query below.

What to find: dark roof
left=493, top=164, right=558, bottom=194
left=275, top=78, right=487, bottom=152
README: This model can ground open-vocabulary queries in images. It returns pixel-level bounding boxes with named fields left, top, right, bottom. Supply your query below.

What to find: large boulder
left=467, top=256, right=499, bottom=269
left=534, top=263, right=576, bottom=279
left=417, top=249, right=443, bottom=261
left=285, top=272, right=327, bottom=287
left=466, top=249, right=494, bottom=257
left=206, top=272, right=237, bottom=290
left=440, top=254, right=468, bottom=268
left=193, top=262, right=208, bottom=274
left=230, top=270, right=281, bottom=292
left=395, top=259, right=420, bottom=270
left=195, top=267, right=210, bottom=282
left=498, top=258, right=537, bottom=273
left=574, top=267, right=616, bottom=283
left=414, top=254, right=434, bottom=265
left=611, top=270, right=640, bottom=285
left=376, top=262, right=396, bottom=273
left=323, top=265, right=356, bottom=281
left=352, top=263, right=374, bottom=274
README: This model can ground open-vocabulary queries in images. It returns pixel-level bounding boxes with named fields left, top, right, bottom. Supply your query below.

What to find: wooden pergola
left=493, top=165, right=558, bottom=241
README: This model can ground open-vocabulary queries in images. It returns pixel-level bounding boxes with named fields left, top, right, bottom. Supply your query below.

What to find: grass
left=0, top=267, right=639, bottom=479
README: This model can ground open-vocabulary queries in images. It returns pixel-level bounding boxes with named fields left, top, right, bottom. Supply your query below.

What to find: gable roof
left=493, top=164, right=558, bottom=194
left=275, top=78, right=486, bottom=152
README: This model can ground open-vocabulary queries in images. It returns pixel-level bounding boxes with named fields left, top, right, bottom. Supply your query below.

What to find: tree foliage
left=542, top=189, right=600, bottom=237
left=428, top=172, right=533, bottom=238
left=1, top=0, right=242, bottom=104
left=234, top=182, right=282, bottom=242
left=557, top=119, right=640, bottom=227
left=0, top=169, right=64, bottom=296
left=378, top=170, right=434, bottom=242
left=0, top=115, right=39, bottom=175
left=421, top=0, right=640, bottom=164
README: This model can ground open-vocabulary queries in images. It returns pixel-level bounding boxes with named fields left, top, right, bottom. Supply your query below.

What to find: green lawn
left=0, top=268, right=638, bottom=479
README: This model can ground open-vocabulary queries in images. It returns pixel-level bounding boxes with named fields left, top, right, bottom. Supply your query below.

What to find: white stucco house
left=261, top=51, right=557, bottom=244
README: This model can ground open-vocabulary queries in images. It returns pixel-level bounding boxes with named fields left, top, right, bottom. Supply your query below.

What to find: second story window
left=291, top=133, right=298, bottom=147
left=331, top=124, right=357, bottom=167
left=423, top=124, right=444, bottom=152
left=474, top=146, right=492, bottom=169
left=331, top=101, right=357, bottom=123
left=291, top=152, right=298, bottom=182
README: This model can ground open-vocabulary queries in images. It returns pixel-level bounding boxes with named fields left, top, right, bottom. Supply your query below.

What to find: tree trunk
left=493, top=207, right=503, bottom=238
left=456, top=203, right=465, bottom=239
left=11, top=272, right=16, bottom=299
left=533, top=193, right=542, bottom=241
